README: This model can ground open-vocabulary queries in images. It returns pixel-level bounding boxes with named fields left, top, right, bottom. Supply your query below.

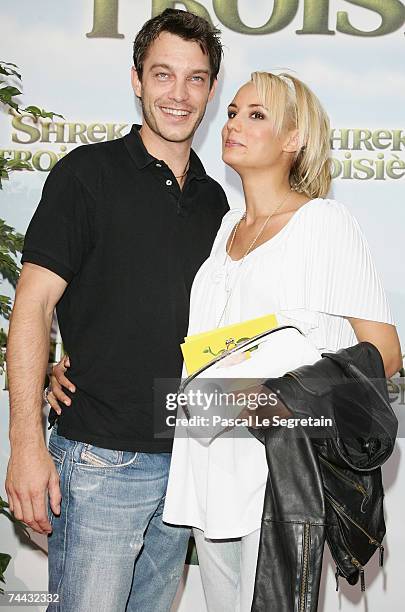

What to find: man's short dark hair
left=133, top=9, right=223, bottom=87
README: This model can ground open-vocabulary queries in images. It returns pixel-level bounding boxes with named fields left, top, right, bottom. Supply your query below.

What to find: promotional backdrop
left=1, top=1, right=404, bottom=611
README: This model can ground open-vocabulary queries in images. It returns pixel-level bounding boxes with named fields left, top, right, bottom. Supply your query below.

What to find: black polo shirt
left=22, top=124, right=228, bottom=452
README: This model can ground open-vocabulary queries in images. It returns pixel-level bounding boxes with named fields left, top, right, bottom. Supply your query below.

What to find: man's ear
left=131, top=66, right=142, bottom=99
left=208, top=77, right=218, bottom=102
left=283, top=129, right=301, bottom=153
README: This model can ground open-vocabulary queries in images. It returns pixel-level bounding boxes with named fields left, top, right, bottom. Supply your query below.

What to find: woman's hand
left=46, top=355, right=75, bottom=415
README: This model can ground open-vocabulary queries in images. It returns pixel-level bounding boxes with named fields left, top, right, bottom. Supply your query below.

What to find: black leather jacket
left=250, top=342, right=398, bottom=612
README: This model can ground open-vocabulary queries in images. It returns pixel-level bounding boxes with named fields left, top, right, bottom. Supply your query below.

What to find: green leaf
left=0, top=81, right=22, bottom=115
left=0, top=296, right=12, bottom=319
left=0, top=61, right=19, bottom=69
left=0, top=170, right=9, bottom=184
left=0, top=509, right=14, bottom=522
left=2, top=99, right=19, bottom=112
left=0, top=85, right=22, bottom=99
left=22, top=104, right=41, bottom=116
left=5, top=159, right=33, bottom=171
left=0, top=496, right=9, bottom=511
left=0, top=553, right=11, bottom=579
left=0, top=156, right=34, bottom=189
left=0, top=65, right=22, bottom=80
left=0, top=217, right=23, bottom=301
left=24, top=105, right=64, bottom=120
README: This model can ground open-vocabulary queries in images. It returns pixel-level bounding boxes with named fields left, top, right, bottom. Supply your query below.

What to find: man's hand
left=5, top=443, right=62, bottom=535
left=47, top=355, right=75, bottom=415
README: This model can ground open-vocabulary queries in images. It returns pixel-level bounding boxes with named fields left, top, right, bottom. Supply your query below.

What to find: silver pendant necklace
left=216, top=189, right=292, bottom=328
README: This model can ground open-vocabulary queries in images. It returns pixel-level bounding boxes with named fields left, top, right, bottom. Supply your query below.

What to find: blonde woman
left=50, top=72, right=402, bottom=611
left=162, top=72, right=401, bottom=610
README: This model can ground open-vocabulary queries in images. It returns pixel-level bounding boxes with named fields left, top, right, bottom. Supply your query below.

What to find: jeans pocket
left=75, top=444, right=138, bottom=469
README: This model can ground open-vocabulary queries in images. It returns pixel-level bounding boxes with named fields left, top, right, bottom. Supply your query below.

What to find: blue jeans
left=47, top=426, right=190, bottom=612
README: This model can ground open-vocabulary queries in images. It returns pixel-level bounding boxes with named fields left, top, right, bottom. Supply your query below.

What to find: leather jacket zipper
left=327, top=494, right=381, bottom=546
left=351, top=558, right=366, bottom=591
left=329, top=497, right=367, bottom=592
left=318, top=455, right=369, bottom=500
left=326, top=494, right=384, bottom=570
left=299, top=523, right=310, bottom=612
left=334, top=542, right=365, bottom=592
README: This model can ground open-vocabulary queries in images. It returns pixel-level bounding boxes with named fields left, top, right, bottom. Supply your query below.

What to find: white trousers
left=193, top=527, right=261, bottom=612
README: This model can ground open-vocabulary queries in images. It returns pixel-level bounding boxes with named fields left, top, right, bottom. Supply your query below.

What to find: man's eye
left=190, top=75, right=204, bottom=82
left=251, top=111, right=264, bottom=119
left=156, top=73, right=169, bottom=79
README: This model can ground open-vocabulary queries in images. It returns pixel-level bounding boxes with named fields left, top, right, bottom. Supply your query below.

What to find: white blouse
left=163, top=198, right=394, bottom=539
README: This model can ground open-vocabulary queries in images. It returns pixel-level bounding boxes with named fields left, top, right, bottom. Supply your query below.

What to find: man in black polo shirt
left=5, top=10, right=228, bottom=611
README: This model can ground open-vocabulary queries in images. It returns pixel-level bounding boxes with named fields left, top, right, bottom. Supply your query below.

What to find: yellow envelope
left=181, top=313, right=278, bottom=375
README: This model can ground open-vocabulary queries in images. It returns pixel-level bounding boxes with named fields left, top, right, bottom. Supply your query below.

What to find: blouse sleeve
left=305, top=200, right=394, bottom=324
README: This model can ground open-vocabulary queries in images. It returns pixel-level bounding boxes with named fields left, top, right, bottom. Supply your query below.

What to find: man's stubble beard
left=140, top=96, right=207, bottom=144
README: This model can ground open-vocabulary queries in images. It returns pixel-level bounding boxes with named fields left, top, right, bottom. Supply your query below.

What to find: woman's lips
left=224, top=140, right=245, bottom=147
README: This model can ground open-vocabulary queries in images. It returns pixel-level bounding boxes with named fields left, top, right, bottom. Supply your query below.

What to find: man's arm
left=5, top=263, right=67, bottom=534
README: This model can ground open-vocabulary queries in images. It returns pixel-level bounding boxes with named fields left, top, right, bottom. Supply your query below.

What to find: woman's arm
left=347, top=317, right=402, bottom=378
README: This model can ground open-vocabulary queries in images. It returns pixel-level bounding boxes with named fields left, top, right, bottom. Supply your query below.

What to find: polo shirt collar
left=124, top=124, right=207, bottom=180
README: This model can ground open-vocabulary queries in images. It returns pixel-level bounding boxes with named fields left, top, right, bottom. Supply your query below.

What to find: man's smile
left=159, top=106, right=192, bottom=119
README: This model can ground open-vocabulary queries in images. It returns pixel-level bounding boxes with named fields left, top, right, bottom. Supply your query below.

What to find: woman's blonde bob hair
left=251, top=71, right=332, bottom=199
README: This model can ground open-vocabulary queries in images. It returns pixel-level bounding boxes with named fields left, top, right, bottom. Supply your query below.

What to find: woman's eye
left=227, top=111, right=236, bottom=118
left=251, top=111, right=264, bottom=119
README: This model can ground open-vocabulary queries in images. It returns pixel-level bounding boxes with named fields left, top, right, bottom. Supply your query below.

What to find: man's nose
left=168, top=78, right=189, bottom=103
